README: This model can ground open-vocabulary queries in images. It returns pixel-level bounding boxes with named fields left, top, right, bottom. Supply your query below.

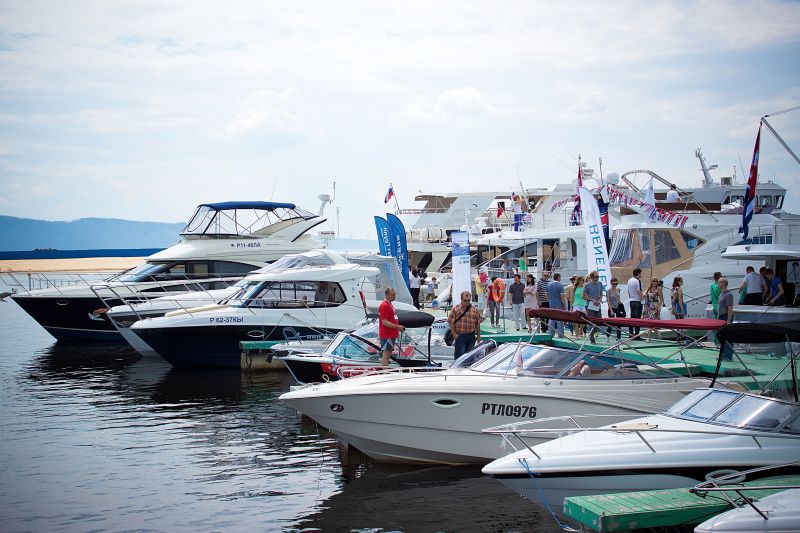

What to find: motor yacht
left=130, top=262, right=417, bottom=367
left=481, top=322, right=800, bottom=506
left=280, top=339, right=718, bottom=464
left=105, top=249, right=412, bottom=356
left=10, top=201, right=327, bottom=341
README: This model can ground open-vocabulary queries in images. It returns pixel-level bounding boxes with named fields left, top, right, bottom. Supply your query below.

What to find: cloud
left=388, top=87, right=497, bottom=125
left=222, top=88, right=315, bottom=138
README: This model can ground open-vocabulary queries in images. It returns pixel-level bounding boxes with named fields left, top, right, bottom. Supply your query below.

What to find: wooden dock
left=563, top=476, right=800, bottom=532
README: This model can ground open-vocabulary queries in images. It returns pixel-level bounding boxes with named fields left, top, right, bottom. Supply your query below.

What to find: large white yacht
left=482, top=322, right=800, bottom=505
left=11, top=201, right=327, bottom=341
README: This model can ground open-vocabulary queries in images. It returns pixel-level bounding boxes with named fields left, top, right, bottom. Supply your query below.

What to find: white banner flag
left=579, top=187, right=611, bottom=303
left=450, top=231, right=471, bottom=303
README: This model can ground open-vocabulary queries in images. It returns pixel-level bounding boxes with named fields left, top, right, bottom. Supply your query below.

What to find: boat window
left=680, top=231, right=703, bottom=252
left=653, top=230, right=682, bottom=264
left=666, top=389, right=713, bottom=416
left=261, top=253, right=337, bottom=272
left=183, top=205, right=217, bottom=234
left=116, top=262, right=170, bottom=282
left=210, top=261, right=260, bottom=276
left=221, top=280, right=264, bottom=304
left=328, top=335, right=379, bottom=360
left=713, top=395, right=799, bottom=431
left=609, top=229, right=651, bottom=269
left=470, top=344, right=579, bottom=376
left=678, top=389, right=739, bottom=421
left=243, top=281, right=346, bottom=308
left=776, top=195, right=784, bottom=209
left=761, top=196, right=773, bottom=207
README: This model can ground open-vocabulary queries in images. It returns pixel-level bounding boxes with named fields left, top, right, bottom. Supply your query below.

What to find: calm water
left=0, top=298, right=562, bottom=532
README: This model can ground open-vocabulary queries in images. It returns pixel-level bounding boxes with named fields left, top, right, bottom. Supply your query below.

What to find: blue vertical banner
left=374, top=216, right=391, bottom=257
left=386, top=213, right=410, bottom=288
left=450, top=230, right=471, bottom=301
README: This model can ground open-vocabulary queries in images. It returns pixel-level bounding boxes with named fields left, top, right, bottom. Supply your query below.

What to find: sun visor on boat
left=364, top=310, right=435, bottom=328
left=527, top=308, right=726, bottom=331
left=717, top=322, right=800, bottom=344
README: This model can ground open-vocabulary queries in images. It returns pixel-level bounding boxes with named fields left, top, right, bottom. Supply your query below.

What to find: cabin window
left=730, top=195, right=744, bottom=205
left=246, top=281, right=346, bottom=308
left=750, top=234, right=773, bottom=245
left=776, top=195, right=784, bottom=208
left=210, top=261, right=260, bottom=276
left=680, top=231, right=703, bottom=252
left=761, top=196, right=773, bottom=207
left=653, top=230, right=681, bottom=264
left=609, top=229, right=651, bottom=269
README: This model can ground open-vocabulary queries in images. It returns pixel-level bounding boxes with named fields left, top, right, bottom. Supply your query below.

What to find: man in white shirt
left=666, top=185, right=679, bottom=202
left=627, top=268, right=643, bottom=336
left=738, top=265, right=764, bottom=305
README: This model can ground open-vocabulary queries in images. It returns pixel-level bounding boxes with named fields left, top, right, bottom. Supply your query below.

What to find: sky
left=1, top=0, right=799, bottom=239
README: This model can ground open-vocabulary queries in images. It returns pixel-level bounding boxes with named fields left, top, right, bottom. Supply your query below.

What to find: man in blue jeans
left=448, top=291, right=484, bottom=358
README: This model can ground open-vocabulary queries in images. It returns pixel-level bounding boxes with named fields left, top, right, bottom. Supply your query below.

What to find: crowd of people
left=379, top=261, right=795, bottom=364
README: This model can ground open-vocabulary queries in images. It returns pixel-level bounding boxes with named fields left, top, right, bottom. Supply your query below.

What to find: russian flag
left=739, top=124, right=762, bottom=240
left=384, top=186, right=394, bottom=204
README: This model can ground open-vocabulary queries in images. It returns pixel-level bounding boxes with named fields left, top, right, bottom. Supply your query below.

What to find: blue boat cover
left=199, top=201, right=297, bottom=211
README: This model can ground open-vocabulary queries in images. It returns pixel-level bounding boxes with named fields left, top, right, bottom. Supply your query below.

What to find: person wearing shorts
left=379, top=287, right=405, bottom=366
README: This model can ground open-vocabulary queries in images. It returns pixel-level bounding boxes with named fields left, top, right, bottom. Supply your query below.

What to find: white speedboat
left=279, top=310, right=456, bottom=384
left=695, top=487, right=800, bottom=533
left=482, top=322, right=800, bottom=506
left=130, top=262, right=417, bottom=367
left=280, top=340, right=716, bottom=464
left=10, top=201, right=327, bottom=341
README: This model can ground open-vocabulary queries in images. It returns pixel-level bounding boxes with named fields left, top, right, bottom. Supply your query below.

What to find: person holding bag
left=448, top=291, right=484, bottom=358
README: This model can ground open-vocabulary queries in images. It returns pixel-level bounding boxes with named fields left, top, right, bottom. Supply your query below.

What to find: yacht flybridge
left=11, top=201, right=326, bottom=341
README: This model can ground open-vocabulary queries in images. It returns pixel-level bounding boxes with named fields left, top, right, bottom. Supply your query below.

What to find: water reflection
left=291, top=460, right=563, bottom=533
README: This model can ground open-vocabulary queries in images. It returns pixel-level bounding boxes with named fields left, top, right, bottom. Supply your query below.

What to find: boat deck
left=562, top=475, right=800, bottom=532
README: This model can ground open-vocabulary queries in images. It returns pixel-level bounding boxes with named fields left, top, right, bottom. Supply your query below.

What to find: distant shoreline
left=0, top=257, right=144, bottom=273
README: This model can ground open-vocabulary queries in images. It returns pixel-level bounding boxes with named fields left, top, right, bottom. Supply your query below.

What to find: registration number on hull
left=209, top=316, right=244, bottom=323
left=481, top=403, right=536, bottom=417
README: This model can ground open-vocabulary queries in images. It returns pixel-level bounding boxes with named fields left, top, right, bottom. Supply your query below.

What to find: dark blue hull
left=12, top=295, right=125, bottom=342
left=134, top=325, right=341, bottom=368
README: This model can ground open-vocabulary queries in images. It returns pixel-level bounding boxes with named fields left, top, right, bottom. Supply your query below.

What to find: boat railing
left=691, top=461, right=800, bottom=520
left=1, top=270, right=119, bottom=294
left=482, top=415, right=800, bottom=460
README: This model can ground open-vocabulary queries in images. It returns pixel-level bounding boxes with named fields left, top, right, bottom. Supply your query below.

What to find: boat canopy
left=528, top=308, right=726, bottom=331
left=181, top=201, right=318, bottom=238
left=717, top=322, right=800, bottom=344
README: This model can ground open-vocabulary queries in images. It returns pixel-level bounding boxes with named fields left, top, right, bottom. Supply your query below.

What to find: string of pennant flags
left=549, top=185, right=689, bottom=229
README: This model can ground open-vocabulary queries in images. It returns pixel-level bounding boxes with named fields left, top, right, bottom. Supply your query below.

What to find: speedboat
left=130, top=262, right=417, bottom=367
left=481, top=322, right=800, bottom=506
left=279, top=310, right=455, bottom=384
left=280, top=339, right=718, bottom=464
left=10, top=201, right=327, bottom=341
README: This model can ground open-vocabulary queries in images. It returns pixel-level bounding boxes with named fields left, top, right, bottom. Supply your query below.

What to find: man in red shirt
left=379, top=287, right=405, bottom=366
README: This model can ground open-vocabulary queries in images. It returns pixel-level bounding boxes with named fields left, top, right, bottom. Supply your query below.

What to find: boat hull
left=134, top=324, right=342, bottom=368
left=12, top=294, right=124, bottom=342
left=281, top=376, right=697, bottom=464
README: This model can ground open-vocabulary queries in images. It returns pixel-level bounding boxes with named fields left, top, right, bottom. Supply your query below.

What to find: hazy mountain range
left=0, top=215, right=377, bottom=253
left=0, top=215, right=186, bottom=251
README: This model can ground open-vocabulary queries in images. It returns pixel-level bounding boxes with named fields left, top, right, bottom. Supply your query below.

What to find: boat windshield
left=667, top=389, right=800, bottom=433
left=469, top=343, right=679, bottom=379
left=231, top=281, right=347, bottom=309
left=325, top=334, right=381, bottom=361
left=181, top=203, right=317, bottom=238
left=259, top=253, right=338, bottom=273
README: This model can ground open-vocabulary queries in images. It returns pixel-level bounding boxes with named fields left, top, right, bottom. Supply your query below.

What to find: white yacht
left=129, top=260, right=417, bottom=367
left=280, top=341, right=716, bottom=464
left=104, top=249, right=408, bottom=356
left=10, top=201, right=327, bottom=341
left=482, top=322, right=800, bottom=506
